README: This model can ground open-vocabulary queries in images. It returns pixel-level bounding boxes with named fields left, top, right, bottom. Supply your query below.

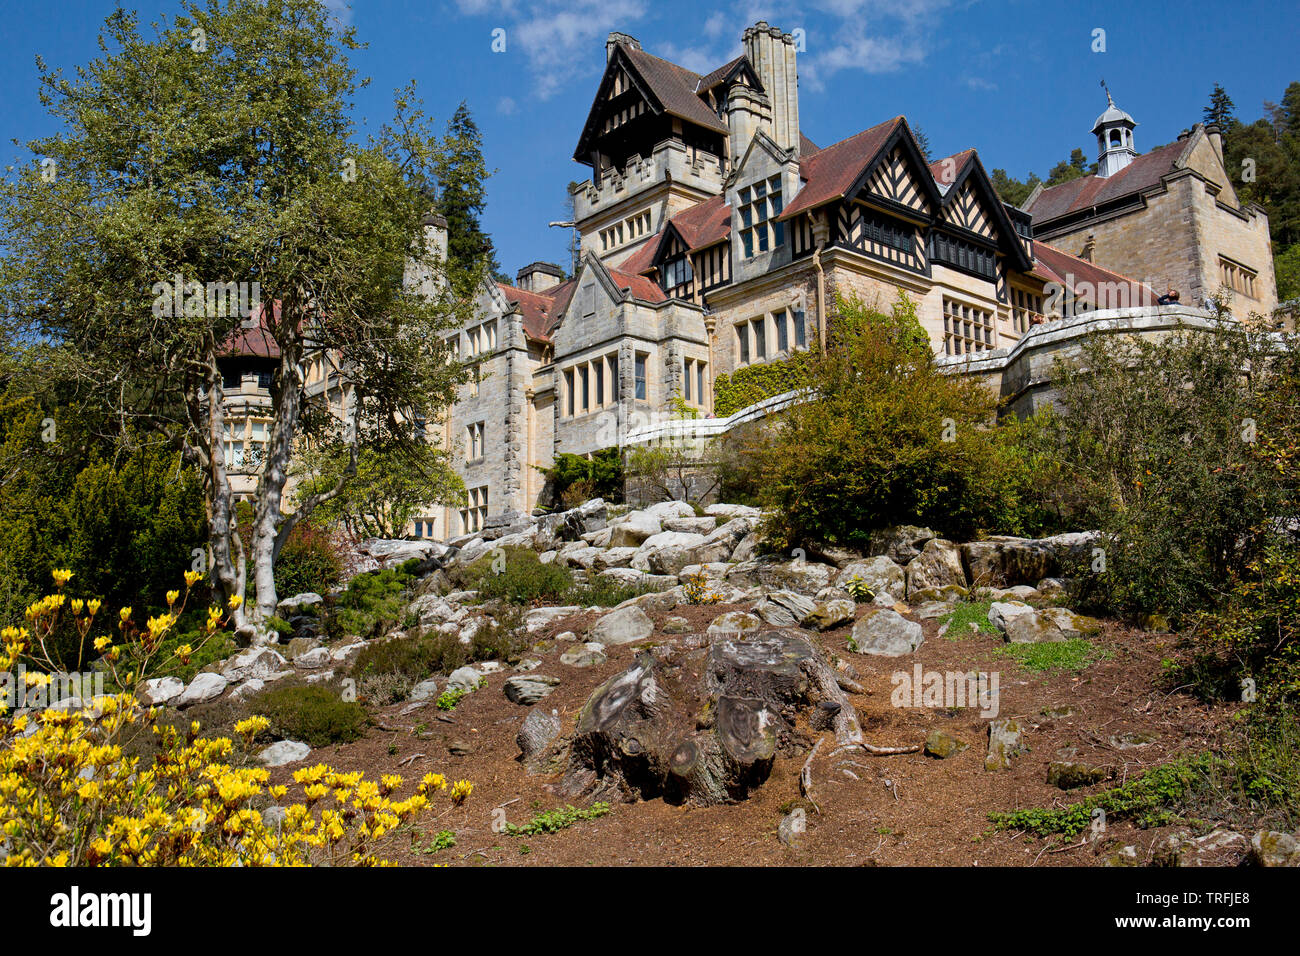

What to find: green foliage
left=294, top=444, right=464, bottom=541
left=1275, top=242, right=1300, bottom=302
left=0, top=394, right=208, bottom=628
left=147, top=627, right=237, bottom=685
left=502, top=803, right=611, bottom=836
left=436, top=687, right=469, bottom=711
left=326, top=561, right=420, bottom=641
left=843, top=575, right=874, bottom=603
left=272, top=522, right=344, bottom=601
left=418, top=830, right=457, bottom=855
left=252, top=684, right=370, bottom=747
left=463, top=547, right=574, bottom=605
left=436, top=101, right=502, bottom=291
left=564, top=576, right=666, bottom=608
left=1048, top=325, right=1299, bottom=624
left=749, top=293, right=1019, bottom=551
left=541, top=448, right=624, bottom=509
left=995, top=638, right=1109, bottom=672
left=990, top=754, right=1220, bottom=837
left=940, top=600, right=999, bottom=637
left=713, top=354, right=810, bottom=417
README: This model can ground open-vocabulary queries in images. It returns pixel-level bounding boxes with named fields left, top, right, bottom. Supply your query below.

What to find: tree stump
left=560, top=629, right=865, bottom=806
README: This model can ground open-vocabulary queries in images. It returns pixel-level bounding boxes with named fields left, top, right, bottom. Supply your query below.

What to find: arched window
left=1110, top=130, right=1122, bottom=146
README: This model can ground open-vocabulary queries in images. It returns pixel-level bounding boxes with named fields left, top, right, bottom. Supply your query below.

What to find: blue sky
left=2, top=0, right=1297, bottom=276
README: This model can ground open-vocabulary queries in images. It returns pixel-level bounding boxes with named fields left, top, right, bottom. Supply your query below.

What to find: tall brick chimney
left=742, top=22, right=800, bottom=156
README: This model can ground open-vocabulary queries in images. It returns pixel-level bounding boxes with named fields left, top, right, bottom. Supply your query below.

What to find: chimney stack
left=606, top=32, right=640, bottom=62
left=1204, top=123, right=1225, bottom=164
left=1081, top=234, right=1096, bottom=262
left=741, top=22, right=800, bottom=156
left=516, top=261, right=566, bottom=293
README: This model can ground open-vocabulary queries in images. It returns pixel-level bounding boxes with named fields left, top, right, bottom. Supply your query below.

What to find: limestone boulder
left=904, top=539, right=967, bottom=597
left=753, top=590, right=818, bottom=629
left=866, top=525, right=935, bottom=564
left=608, top=511, right=662, bottom=548
left=587, top=605, right=655, bottom=646
left=848, top=608, right=923, bottom=657
left=835, top=556, right=906, bottom=599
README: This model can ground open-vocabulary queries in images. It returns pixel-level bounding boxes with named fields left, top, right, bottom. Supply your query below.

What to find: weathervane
left=1101, top=78, right=1114, bottom=107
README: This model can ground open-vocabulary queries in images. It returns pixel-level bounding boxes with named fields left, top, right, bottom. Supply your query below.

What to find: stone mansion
left=218, top=21, right=1278, bottom=538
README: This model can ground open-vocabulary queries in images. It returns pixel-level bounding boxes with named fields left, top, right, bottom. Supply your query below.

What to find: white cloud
left=498, top=96, right=518, bottom=115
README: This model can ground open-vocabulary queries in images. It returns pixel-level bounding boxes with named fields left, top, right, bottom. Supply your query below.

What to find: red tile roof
left=617, top=234, right=662, bottom=275
left=1032, top=241, right=1159, bottom=308
left=496, top=282, right=562, bottom=342
left=669, top=194, right=731, bottom=251
left=928, top=149, right=975, bottom=189
left=1026, top=140, right=1187, bottom=223
left=621, top=45, right=729, bottom=135
left=695, top=56, right=745, bottom=93
left=778, top=117, right=903, bottom=220
left=607, top=266, right=667, bottom=303
left=221, top=301, right=282, bottom=359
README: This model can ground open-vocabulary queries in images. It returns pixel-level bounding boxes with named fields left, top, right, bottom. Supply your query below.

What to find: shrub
left=252, top=683, right=371, bottom=747
left=1, top=572, right=455, bottom=865
left=713, top=355, right=810, bottom=417
left=326, top=560, right=420, bottom=640
left=564, top=576, right=666, bottom=608
left=460, top=547, right=573, bottom=605
left=1049, top=324, right=1299, bottom=624
left=273, top=522, right=344, bottom=599
left=541, top=448, right=624, bottom=509
left=748, top=293, right=1012, bottom=551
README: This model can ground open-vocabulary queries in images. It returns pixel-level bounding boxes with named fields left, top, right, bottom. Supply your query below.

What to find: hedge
left=713, top=356, right=809, bottom=417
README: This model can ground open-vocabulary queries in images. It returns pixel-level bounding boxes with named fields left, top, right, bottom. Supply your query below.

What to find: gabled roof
left=1025, top=140, right=1186, bottom=223
left=930, top=149, right=1034, bottom=271
left=221, top=301, right=282, bottom=359
left=778, top=117, right=905, bottom=220
left=607, top=265, right=667, bottom=303
left=695, top=55, right=758, bottom=95
left=667, top=194, right=731, bottom=251
left=928, top=149, right=976, bottom=193
left=496, top=282, right=562, bottom=342
left=616, top=234, right=662, bottom=275
left=1032, top=241, right=1159, bottom=308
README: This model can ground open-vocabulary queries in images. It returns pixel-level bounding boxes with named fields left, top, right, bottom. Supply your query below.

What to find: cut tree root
left=799, top=737, right=825, bottom=813
left=830, top=741, right=921, bottom=758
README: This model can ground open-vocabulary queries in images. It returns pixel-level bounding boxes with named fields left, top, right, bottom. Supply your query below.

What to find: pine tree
left=1203, top=83, right=1236, bottom=129
left=436, top=102, right=503, bottom=288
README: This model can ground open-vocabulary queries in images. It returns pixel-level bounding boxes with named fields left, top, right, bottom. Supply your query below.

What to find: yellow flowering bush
left=1, top=572, right=468, bottom=866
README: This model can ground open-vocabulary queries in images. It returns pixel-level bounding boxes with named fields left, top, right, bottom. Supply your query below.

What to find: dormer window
left=662, top=254, right=693, bottom=288
left=738, top=176, right=784, bottom=258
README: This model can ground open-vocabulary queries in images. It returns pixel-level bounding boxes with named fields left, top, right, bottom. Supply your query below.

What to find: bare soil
left=261, top=602, right=1242, bottom=867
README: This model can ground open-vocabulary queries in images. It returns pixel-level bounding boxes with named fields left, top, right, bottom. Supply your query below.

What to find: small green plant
left=502, top=802, right=611, bottom=836
left=265, top=615, right=294, bottom=638
left=419, top=829, right=456, bottom=855
left=940, top=599, right=999, bottom=638
left=252, top=683, right=370, bottom=747
left=995, top=638, right=1109, bottom=672
left=326, top=560, right=420, bottom=640
left=844, top=575, right=874, bottom=603
left=564, top=576, right=666, bottom=608
left=436, top=687, right=469, bottom=711
left=990, top=754, right=1220, bottom=837
left=682, top=571, right=722, bottom=606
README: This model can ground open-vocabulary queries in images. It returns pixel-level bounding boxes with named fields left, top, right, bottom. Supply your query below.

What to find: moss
left=252, top=683, right=370, bottom=747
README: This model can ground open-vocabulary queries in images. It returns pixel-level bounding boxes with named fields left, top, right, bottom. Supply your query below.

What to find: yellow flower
left=166, top=590, right=180, bottom=607
left=87, top=598, right=102, bottom=616
left=119, top=606, right=132, bottom=625
left=184, top=570, right=203, bottom=588
left=450, top=780, right=472, bottom=805
left=176, top=644, right=193, bottom=664
left=93, top=636, right=112, bottom=652
left=71, top=599, right=85, bottom=615
left=52, top=568, right=73, bottom=587
left=228, top=594, right=243, bottom=611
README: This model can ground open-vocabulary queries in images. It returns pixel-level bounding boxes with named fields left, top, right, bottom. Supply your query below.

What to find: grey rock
left=754, top=590, right=818, bottom=628
left=661, top=615, right=692, bottom=634
left=924, top=730, right=969, bottom=758
left=984, top=718, right=1024, bottom=771
left=504, top=674, right=560, bottom=705
left=517, top=708, right=562, bottom=763
left=836, top=556, right=906, bottom=599
left=866, top=525, right=935, bottom=563
left=409, top=678, right=440, bottom=702
left=588, top=605, right=655, bottom=646
left=778, top=807, right=807, bottom=846
left=447, top=666, right=484, bottom=692
left=285, top=637, right=322, bottom=660
left=560, top=642, right=608, bottom=668
left=294, top=646, right=333, bottom=669
left=139, top=676, right=184, bottom=706
left=802, top=598, right=856, bottom=631
left=231, top=678, right=265, bottom=701
left=277, top=592, right=323, bottom=614
left=259, top=740, right=310, bottom=767
left=1251, top=830, right=1300, bottom=867
left=904, top=539, right=967, bottom=596
left=221, top=647, right=289, bottom=682
left=706, top=610, right=762, bottom=638
left=608, top=511, right=662, bottom=548
left=663, top=516, right=717, bottom=534
left=848, top=608, right=923, bottom=657
left=636, top=531, right=709, bottom=574
left=175, top=672, right=228, bottom=707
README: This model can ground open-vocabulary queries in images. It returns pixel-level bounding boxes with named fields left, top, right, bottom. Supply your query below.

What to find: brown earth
left=258, top=602, right=1241, bottom=867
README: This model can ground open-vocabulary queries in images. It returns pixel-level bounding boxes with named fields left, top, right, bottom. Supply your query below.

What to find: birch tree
left=0, top=0, right=477, bottom=630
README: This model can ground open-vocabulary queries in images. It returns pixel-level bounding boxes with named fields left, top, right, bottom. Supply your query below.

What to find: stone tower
left=1093, top=85, right=1137, bottom=178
